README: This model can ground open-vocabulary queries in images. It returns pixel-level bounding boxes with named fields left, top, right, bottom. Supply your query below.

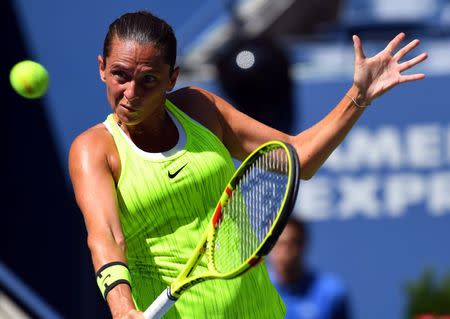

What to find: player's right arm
left=69, top=126, right=143, bottom=319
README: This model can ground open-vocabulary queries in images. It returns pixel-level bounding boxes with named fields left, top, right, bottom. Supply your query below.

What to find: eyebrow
left=109, top=63, right=132, bottom=70
left=109, top=63, right=163, bottom=74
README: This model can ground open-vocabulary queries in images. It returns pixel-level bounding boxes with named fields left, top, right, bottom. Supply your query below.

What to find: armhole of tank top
left=102, top=117, right=125, bottom=186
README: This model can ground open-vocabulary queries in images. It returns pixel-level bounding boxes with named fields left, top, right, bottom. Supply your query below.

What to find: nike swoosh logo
left=168, top=163, right=188, bottom=179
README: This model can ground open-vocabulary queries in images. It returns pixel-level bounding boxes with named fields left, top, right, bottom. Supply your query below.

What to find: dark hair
left=103, top=11, right=177, bottom=70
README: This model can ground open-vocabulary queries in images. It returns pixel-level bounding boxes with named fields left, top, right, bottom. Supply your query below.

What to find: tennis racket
left=144, top=140, right=300, bottom=319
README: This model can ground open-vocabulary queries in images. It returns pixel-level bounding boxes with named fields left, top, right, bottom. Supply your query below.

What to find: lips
left=120, top=104, right=138, bottom=112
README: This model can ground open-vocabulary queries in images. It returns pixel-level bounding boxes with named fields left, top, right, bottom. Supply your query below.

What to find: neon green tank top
left=103, top=99, right=285, bottom=318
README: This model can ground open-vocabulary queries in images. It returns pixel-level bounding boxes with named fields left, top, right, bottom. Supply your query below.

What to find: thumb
left=353, top=35, right=366, bottom=63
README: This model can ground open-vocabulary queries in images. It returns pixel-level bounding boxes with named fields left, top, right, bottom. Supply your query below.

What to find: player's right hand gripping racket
left=144, top=140, right=300, bottom=319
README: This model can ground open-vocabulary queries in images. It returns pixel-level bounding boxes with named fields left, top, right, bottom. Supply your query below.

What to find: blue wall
left=298, top=76, right=450, bottom=318
left=10, top=1, right=450, bottom=318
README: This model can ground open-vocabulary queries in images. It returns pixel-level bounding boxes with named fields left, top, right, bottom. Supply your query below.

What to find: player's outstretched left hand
left=352, top=32, right=428, bottom=106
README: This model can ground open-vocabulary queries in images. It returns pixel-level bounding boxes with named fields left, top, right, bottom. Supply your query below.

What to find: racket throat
left=166, top=287, right=178, bottom=301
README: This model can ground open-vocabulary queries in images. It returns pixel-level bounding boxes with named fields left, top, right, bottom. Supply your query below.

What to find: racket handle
left=143, top=287, right=176, bottom=319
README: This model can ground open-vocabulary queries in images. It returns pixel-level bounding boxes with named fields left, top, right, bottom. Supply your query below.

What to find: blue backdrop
left=10, top=1, right=450, bottom=318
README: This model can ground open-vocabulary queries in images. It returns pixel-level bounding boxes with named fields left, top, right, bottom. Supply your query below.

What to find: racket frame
left=169, top=140, right=300, bottom=298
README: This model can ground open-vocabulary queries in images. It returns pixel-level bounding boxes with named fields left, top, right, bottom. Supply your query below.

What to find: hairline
left=103, top=35, right=175, bottom=71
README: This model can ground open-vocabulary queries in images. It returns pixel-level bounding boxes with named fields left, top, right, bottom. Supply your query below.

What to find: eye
left=111, top=70, right=129, bottom=83
left=142, top=74, right=157, bottom=85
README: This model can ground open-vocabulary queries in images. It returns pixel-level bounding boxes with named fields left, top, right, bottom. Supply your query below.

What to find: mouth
left=120, top=104, right=138, bottom=112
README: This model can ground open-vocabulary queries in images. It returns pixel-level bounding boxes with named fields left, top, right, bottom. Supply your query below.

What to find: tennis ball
left=9, top=60, right=49, bottom=99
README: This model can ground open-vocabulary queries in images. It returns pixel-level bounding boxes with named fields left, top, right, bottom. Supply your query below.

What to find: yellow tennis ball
left=9, top=60, right=49, bottom=99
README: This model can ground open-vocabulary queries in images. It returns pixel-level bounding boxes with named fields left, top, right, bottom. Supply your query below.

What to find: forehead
left=106, top=37, right=166, bottom=68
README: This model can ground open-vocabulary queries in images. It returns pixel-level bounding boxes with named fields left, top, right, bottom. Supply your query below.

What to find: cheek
left=273, top=243, right=301, bottom=259
left=140, top=87, right=166, bottom=105
left=106, top=82, right=123, bottom=102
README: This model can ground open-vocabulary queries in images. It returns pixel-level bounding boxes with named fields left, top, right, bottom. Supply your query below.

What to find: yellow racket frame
left=169, top=140, right=300, bottom=298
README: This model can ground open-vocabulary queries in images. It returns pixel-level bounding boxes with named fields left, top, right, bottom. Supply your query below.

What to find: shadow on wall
left=215, top=36, right=295, bottom=133
left=1, top=0, right=109, bottom=318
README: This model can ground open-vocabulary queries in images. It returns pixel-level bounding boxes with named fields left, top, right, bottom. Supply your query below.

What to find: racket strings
left=212, top=147, right=289, bottom=273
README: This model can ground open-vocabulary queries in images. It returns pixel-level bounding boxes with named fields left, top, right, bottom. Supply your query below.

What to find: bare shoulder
left=69, top=123, right=120, bottom=181
left=70, top=124, right=113, bottom=158
left=168, top=86, right=217, bottom=106
left=167, top=86, right=224, bottom=139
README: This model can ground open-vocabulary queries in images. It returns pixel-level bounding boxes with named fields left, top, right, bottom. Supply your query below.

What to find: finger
left=385, top=32, right=405, bottom=54
left=353, top=34, right=366, bottom=62
left=393, top=39, right=420, bottom=61
left=399, top=73, right=426, bottom=83
left=399, top=52, right=428, bottom=72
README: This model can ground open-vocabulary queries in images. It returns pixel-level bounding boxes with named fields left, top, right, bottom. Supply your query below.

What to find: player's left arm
left=212, top=33, right=427, bottom=179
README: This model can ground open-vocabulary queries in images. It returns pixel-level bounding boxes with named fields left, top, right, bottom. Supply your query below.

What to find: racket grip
left=143, top=287, right=176, bottom=319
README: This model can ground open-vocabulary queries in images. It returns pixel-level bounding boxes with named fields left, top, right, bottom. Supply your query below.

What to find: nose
left=124, top=80, right=140, bottom=103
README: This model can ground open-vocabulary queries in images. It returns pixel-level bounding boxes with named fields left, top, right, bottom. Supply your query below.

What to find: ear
left=167, top=66, right=180, bottom=91
left=98, top=55, right=106, bottom=82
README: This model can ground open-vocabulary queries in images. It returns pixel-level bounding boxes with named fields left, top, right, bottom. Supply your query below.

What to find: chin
left=116, top=112, right=141, bottom=126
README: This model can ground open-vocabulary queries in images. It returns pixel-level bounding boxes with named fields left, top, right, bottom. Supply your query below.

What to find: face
left=269, top=222, right=306, bottom=273
left=98, top=37, right=179, bottom=126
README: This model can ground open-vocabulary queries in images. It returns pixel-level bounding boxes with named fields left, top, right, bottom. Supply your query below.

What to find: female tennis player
left=68, top=11, right=427, bottom=319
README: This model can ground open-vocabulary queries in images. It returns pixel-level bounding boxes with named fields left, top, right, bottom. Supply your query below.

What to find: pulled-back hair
left=103, top=11, right=177, bottom=70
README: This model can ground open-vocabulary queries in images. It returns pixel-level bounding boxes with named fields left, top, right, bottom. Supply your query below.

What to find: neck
left=115, top=104, right=179, bottom=152
left=275, top=263, right=305, bottom=285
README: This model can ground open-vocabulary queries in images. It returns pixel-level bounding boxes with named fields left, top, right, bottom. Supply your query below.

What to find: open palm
left=353, top=33, right=428, bottom=105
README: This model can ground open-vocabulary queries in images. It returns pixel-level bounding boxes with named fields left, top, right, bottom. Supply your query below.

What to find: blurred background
left=1, top=0, right=449, bottom=318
